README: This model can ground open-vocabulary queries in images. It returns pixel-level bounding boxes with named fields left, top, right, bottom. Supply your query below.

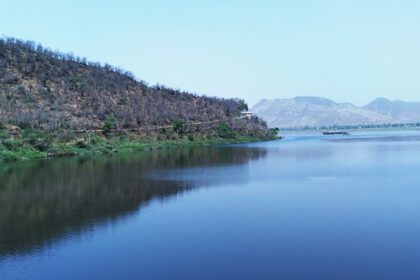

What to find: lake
left=1, top=130, right=420, bottom=279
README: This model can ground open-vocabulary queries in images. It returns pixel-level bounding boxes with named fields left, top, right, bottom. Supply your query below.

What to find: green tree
left=217, top=122, right=235, bottom=139
left=172, top=119, right=184, bottom=134
left=235, top=98, right=248, bottom=111
left=102, top=116, right=116, bottom=136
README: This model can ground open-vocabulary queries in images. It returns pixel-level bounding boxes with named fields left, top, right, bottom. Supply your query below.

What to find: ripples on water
left=1, top=130, right=420, bottom=280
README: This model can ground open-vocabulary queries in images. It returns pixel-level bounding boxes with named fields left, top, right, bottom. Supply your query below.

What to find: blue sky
left=1, top=0, right=420, bottom=106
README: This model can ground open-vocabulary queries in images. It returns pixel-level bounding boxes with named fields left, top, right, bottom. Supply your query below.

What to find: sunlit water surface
left=1, top=130, right=420, bottom=279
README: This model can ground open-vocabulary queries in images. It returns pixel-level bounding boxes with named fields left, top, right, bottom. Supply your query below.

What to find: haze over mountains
left=251, top=97, right=420, bottom=129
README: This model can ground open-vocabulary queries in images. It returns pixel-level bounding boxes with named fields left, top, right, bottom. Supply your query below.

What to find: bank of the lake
left=0, top=131, right=279, bottom=161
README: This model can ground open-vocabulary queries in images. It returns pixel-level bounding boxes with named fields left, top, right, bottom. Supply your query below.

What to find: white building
left=241, top=111, right=253, bottom=119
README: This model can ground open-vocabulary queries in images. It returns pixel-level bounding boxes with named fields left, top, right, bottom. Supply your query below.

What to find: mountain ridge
left=251, top=96, right=420, bottom=128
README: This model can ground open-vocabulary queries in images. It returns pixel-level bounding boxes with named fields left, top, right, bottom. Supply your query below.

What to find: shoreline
left=0, top=135, right=280, bottom=162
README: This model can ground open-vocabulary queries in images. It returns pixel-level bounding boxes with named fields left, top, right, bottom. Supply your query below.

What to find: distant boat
left=323, top=131, right=350, bottom=135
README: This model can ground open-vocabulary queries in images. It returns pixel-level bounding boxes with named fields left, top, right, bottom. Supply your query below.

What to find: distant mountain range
left=251, top=96, right=420, bottom=129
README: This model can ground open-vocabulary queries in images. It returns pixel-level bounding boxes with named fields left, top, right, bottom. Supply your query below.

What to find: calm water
left=2, top=130, right=420, bottom=279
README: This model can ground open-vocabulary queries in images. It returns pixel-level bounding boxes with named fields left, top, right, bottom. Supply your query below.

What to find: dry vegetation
left=0, top=38, right=277, bottom=160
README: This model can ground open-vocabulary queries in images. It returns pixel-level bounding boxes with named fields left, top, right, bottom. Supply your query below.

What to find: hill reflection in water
left=0, top=146, right=267, bottom=257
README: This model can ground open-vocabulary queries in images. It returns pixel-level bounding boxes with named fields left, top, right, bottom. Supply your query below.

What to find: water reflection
left=0, top=146, right=267, bottom=257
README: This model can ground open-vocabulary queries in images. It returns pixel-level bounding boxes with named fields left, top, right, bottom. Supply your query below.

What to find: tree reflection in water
left=0, top=146, right=267, bottom=257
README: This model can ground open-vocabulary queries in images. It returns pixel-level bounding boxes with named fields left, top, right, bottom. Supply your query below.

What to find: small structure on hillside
left=241, top=111, right=253, bottom=119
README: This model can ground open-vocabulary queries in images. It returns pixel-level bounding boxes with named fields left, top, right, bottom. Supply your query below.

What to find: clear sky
left=1, top=0, right=420, bottom=106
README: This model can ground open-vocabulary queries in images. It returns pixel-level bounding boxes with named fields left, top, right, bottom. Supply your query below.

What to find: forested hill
left=0, top=38, right=267, bottom=134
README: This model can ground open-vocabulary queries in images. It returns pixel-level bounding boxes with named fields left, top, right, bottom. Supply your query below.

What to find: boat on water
left=323, top=131, right=350, bottom=135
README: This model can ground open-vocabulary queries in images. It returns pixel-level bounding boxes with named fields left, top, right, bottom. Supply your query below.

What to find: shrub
left=22, top=128, right=50, bottom=142
left=172, top=119, right=184, bottom=134
left=1, top=139, right=20, bottom=151
left=269, top=127, right=280, bottom=134
left=170, top=132, right=180, bottom=140
left=102, top=116, right=116, bottom=136
left=33, top=141, right=51, bottom=152
left=236, top=98, right=248, bottom=111
left=217, top=122, right=235, bottom=139
left=0, top=130, right=9, bottom=139
left=17, top=85, right=26, bottom=95
left=88, top=134, right=102, bottom=145
left=76, top=139, right=90, bottom=149
left=21, top=129, right=52, bottom=151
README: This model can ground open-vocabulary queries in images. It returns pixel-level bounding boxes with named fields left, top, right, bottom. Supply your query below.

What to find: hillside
left=0, top=38, right=269, bottom=131
left=0, top=38, right=276, bottom=160
left=363, top=98, right=420, bottom=123
left=251, top=96, right=420, bottom=129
